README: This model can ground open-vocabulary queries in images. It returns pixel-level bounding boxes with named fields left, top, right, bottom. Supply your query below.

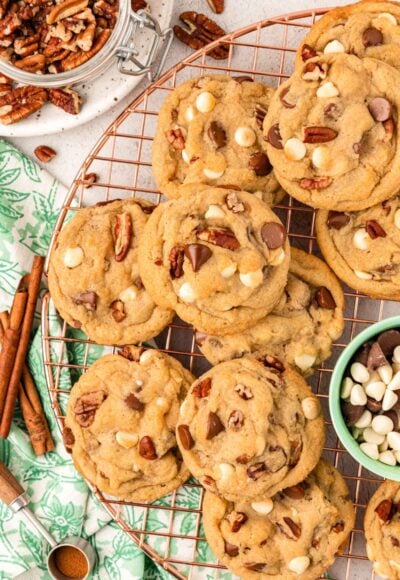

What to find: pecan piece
left=132, top=0, right=147, bottom=10
left=254, top=104, right=266, bottom=128
left=83, top=173, right=97, bottom=188
left=174, top=11, right=228, bottom=60
left=278, top=517, right=301, bottom=540
left=225, top=192, right=245, bottom=213
left=247, top=462, right=266, bottom=480
left=125, top=393, right=144, bottom=410
left=165, top=128, right=185, bottom=150
left=169, top=246, right=185, bottom=279
left=0, top=13, right=21, bottom=39
left=283, top=484, right=305, bottom=500
left=375, top=499, right=393, bottom=522
left=113, top=213, right=132, bottom=262
left=48, top=87, right=82, bottom=115
left=235, top=383, right=253, bottom=400
left=301, top=43, right=317, bottom=61
left=366, top=220, right=386, bottom=239
left=73, top=290, right=98, bottom=311
left=62, top=427, right=75, bottom=452
left=34, top=145, right=56, bottom=163
left=0, top=0, right=9, bottom=19
left=47, top=0, right=89, bottom=24
left=14, top=54, right=46, bottom=73
left=76, top=22, right=96, bottom=51
left=303, top=126, right=338, bottom=143
left=230, top=511, right=248, bottom=532
left=62, top=29, right=111, bottom=71
left=192, top=377, right=212, bottom=397
left=207, top=0, right=224, bottom=13
left=14, top=35, right=40, bottom=57
left=139, top=436, right=157, bottom=460
left=300, top=177, right=333, bottom=190
left=111, top=299, right=125, bottom=322
left=258, top=354, right=284, bottom=373
left=332, top=521, right=345, bottom=533
left=74, top=390, right=106, bottom=427
left=228, top=410, right=244, bottom=429
left=196, top=227, right=240, bottom=250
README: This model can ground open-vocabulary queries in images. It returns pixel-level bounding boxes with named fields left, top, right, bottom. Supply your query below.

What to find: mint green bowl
left=330, top=315, right=400, bottom=480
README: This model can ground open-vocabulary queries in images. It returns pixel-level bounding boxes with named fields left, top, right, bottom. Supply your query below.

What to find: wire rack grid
left=40, top=7, right=397, bottom=579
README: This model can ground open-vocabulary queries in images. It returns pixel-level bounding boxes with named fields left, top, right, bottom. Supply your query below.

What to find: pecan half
left=165, top=128, right=185, bottom=150
left=196, top=227, right=240, bottom=250
left=111, top=299, right=125, bottom=322
left=76, top=21, right=95, bottom=51
left=0, top=85, right=47, bottom=125
left=113, top=213, right=132, bottom=262
left=34, top=145, right=56, bottom=163
left=258, top=354, right=285, bottom=373
left=366, top=220, right=386, bottom=239
left=74, top=390, right=106, bottom=427
left=47, top=0, right=89, bottom=25
left=375, top=499, right=393, bottom=522
left=225, top=192, right=245, bottom=213
left=14, top=54, right=46, bottom=73
left=48, top=87, right=82, bottom=115
left=300, top=177, right=333, bottom=190
left=303, top=126, right=338, bottom=143
left=207, top=0, right=224, bottom=14
left=174, top=11, right=228, bottom=60
left=73, top=290, right=97, bottom=311
left=192, top=377, right=212, bottom=397
left=169, top=246, right=185, bottom=279
left=14, top=35, right=39, bottom=57
left=61, top=29, right=111, bottom=71
left=283, top=484, right=305, bottom=500
left=278, top=517, right=301, bottom=540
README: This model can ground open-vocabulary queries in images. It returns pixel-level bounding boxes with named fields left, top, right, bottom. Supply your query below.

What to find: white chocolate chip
left=350, top=384, right=367, bottom=406
left=372, top=414, right=394, bottom=435
left=388, top=371, right=400, bottom=391
left=203, top=167, right=225, bottom=179
left=395, top=450, right=400, bottom=462
left=217, top=463, right=235, bottom=482
left=388, top=431, right=400, bottom=451
left=394, top=208, right=400, bottom=229
left=390, top=561, right=400, bottom=572
left=288, top=556, right=310, bottom=575
left=182, top=149, right=190, bottom=164
left=350, top=362, right=370, bottom=384
left=341, top=377, right=354, bottom=399
left=115, top=431, right=139, bottom=449
left=379, top=438, right=389, bottom=452
left=316, top=81, right=340, bottom=98
left=352, top=426, right=363, bottom=440
left=323, top=39, right=345, bottom=53
left=363, top=427, right=385, bottom=445
left=380, top=450, right=397, bottom=466
left=140, top=349, right=156, bottom=363
left=301, top=396, right=320, bottom=419
left=185, top=105, right=196, bottom=122
left=205, top=204, right=225, bottom=219
left=365, top=381, right=386, bottom=402
left=394, top=362, right=400, bottom=373
left=132, top=464, right=140, bottom=473
left=63, top=247, right=84, bottom=268
left=239, top=269, right=264, bottom=288
left=360, top=442, right=379, bottom=460
left=352, top=229, right=370, bottom=251
left=135, top=379, right=143, bottom=387
left=284, top=138, right=306, bottom=161
left=255, top=435, right=266, bottom=456
left=221, top=263, right=237, bottom=278
left=373, top=562, right=390, bottom=579
left=119, top=286, right=138, bottom=302
left=269, top=248, right=286, bottom=266
left=156, top=397, right=168, bottom=409
left=377, top=12, right=397, bottom=25
left=379, top=364, right=393, bottom=385
left=251, top=499, right=274, bottom=515
left=394, top=346, right=400, bottom=364
left=294, top=354, right=316, bottom=372
left=383, top=389, right=398, bottom=411
left=354, top=270, right=373, bottom=280
left=195, top=91, right=216, bottom=113
left=311, top=145, right=331, bottom=169
left=178, top=282, right=197, bottom=303
left=234, top=126, right=256, bottom=148
left=354, top=410, right=372, bottom=429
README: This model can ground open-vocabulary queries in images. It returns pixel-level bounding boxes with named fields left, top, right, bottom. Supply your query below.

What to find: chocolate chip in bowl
left=330, top=316, right=400, bottom=479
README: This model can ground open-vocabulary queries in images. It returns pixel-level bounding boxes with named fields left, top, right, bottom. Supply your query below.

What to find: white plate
left=0, top=0, right=173, bottom=138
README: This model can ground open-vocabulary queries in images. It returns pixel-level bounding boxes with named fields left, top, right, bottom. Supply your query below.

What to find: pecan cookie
left=296, top=1, right=400, bottom=71
left=176, top=356, right=325, bottom=502
left=48, top=198, right=173, bottom=345
left=263, top=53, right=400, bottom=211
left=138, top=188, right=290, bottom=336
left=152, top=75, right=285, bottom=205
left=196, top=248, right=344, bottom=376
left=316, top=196, right=400, bottom=299
left=365, top=480, right=400, bottom=579
left=65, top=348, right=194, bottom=502
left=203, top=459, right=355, bottom=579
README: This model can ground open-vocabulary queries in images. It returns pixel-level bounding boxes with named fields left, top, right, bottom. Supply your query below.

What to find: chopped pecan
left=332, top=521, right=345, bottom=533
left=0, top=0, right=9, bottom=19
left=207, top=0, right=224, bottom=14
left=235, top=383, right=253, bottom=400
left=283, top=484, right=305, bottom=500
left=228, top=409, right=244, bottom=429
left=76, top=21, right=95, bottom=51
left=230, top=511, right=248, bottom=532
left=375, top=499, right=393, bottom=522
left=73, top=290, right=98, bottom=311
left=300, top=177, right=332, bottom=190
left=301, top=43, right=317, bottom=61
left=165, top=128, right=185, bottom=150
left=93, top=0, right=117, bottom=25
left=192, top=377, right=212, bottom=397
left=74, top=390, right=106, bottom=427
left=366, top=220, right=386, bottom=240
left=111, top=299, right=125, bottom=322
left=14, top=35, right=39, bottom=56
left=247, top=462, right=266, bottom=480
left=169, top=246, right=185, bottom=279
left=34, top=145, right=56, bottom=163
left=174, top=11, right=228, bottom=60
left=113, top=213, right=132, bottom=262
left=277, top=517, right=301, bottom=540
left=196, top=227, right=240, bottom=250
left=303, top=126, right=338, bottom=143
left=14, top=54, right=46, bottom=72
left=258, top=354, right=285, bottom=373
left=0, top=86, right=47, bottom=125
left=225, top=192, right=245, bottom=213
left=82, top=172, right=97, bottom=187
left=47, top=0, right=89, bottom=25
left=62, top=426, right=75, bottom=452
left=48, top=87, right=82, bottom=115
left=302, top=61, right=328, bottom=81
left=0, top=12, right=21, bottom=39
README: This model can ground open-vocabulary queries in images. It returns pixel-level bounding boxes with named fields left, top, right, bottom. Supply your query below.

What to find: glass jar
left=0, top=5, right=173, bottom=88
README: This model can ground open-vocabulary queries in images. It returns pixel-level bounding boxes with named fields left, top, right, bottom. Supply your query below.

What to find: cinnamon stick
left=0, top=256, right=45, bottom=438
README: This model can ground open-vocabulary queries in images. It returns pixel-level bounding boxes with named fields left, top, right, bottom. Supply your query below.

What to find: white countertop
left=9, top=0, right=352, bottom=189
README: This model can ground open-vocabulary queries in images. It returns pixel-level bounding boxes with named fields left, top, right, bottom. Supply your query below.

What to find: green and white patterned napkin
left=0, top=139, right=159, bottom=580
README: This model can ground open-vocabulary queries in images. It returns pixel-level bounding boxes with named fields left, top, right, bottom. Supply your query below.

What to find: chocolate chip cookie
left=296, top=1, right=400, bottom=72
left=316, top=196, right=400, bottom=299
left=152, top=75, right=285, bottom=205
left=65, top=347, right=194, bottom=502
left=48, top=198, right=173, bottom=345
left=138, top=188, right=290, bottom=336
left=196, top=248, right=344, bottom=376
left=263, top=53, right=400, bottom=211
left=365, top=480, right=400, bottom=579
left=176, top=356, right=325, bottom=502
left=203, top=459, right=355, bottom=579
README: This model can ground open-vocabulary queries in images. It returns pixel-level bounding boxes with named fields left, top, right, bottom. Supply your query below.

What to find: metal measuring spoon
left=0, top=461, right=96, bottom=580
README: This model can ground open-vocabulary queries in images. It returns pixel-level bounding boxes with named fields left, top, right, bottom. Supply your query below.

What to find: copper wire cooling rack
left=40, top=7, right=399, bottom=578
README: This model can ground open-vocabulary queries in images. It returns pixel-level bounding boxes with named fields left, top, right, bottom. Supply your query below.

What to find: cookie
left=365, top=479, right=400, bottom=579
left=296, top=1, right=400, bottom=72
left=316, top=197, right=400, bottom=299
left=152, top=75, right=285, bottom=205
left=48, top=198, right=173, bottom=345
left=203, top=459, right=355, bottom=579
left=65, top=347, right=194, bottom=502
left=176, top=356, right=325, bottom=502
left=197, top=248, right=344, bottom=376
left=263, top=53, right=400, bottom=211
left=138, top=188, right=290, bottom=336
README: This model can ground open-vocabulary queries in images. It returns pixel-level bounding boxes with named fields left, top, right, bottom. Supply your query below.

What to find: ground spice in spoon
left=53, top=545, right=88, bottom=579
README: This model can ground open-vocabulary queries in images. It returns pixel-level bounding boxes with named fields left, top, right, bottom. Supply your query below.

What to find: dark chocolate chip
left=178, top=424, right=195, bottom=450
left=233, top=75, right=254, bottom=83
left=184, top=243, right=212, bottom=272
left=279, top=86, right=296, bottom=109
left=247, top=462, right=266, bottom=480
left=367, top=342, right=388, bottom=370
left=208, top=121, right=227, bottom=148
left=125, top=393, right=144, bottom=411
left=362, top=27, right=383, bottom=47
left=378, top=330, right=400, bottom=357
left=138, top=436, right=157, bottom=460
left=341, top=401, right=365, bottom=426
left=245, top=563, right=266, bottom=572
left=231, top=511, right=248, bottom=532
left=283, top=484, right=305, bottom=500
left=314, top=287, right=336, bottom=310
left=261, top=222, right=286, bottom=249
left=266, top=124, right=283, bottom=149
left=224, top=541, right=239, bottom=557
left=354, top=342, right=371, bottom=366
left=248, top=152, right=271, bottom=176
left=192, top=378, right=212, bottom=398
left=73, top=291, right=97, bottom=311
left=384, top=410, right=399, bottom=431
left=206, top=411, right=225, bottom=439
left=369, top=97, right=392, bottom=122
left=366, top=396, right=382, bottom=413
left=366, top=219, right=387, bottom=239
left=327, top=210, right=350, bottom=230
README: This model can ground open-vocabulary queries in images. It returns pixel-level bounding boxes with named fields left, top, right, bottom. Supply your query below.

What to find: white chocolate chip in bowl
left=239, top=269, right=264, bottom=288
left=288, top=556, right=310, bottom=575
left=360, top=442, right=379, bottom=460
left=251, top=499, right=273, bottom=515
left=341, top=377, right=354, bottom=399
left=234, top=126, right=256, bottom=148
left=195, top=91, right=216, bottom=113
left=63, top=247, right=84, bottom=268
left=354, top=409, right=372, bottom=429
left=301, top=396, right=320, bottom=419
left=350, top=362, right=370, bottom=384
left=119, top=285, right=138, bottom=302
left=316, top=81, right=339, bottom=98
left=311, top=145, right=331, bottom=169
left=205, top=204, right=225, bottom=219
left=380, top=450, right=397, bottom=466
left=352, top=228, right=370, bottom=251
left=284, top=138, right=306, bottom=161
left=382, top=389, right=398, bottom=411
left=323, top=39, right=345, bottom=54
left=115, top=431, right=139, bottom=449
left=295, top=354, right=316, bottom=373
left=178, top=282, right=197, bottom=303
